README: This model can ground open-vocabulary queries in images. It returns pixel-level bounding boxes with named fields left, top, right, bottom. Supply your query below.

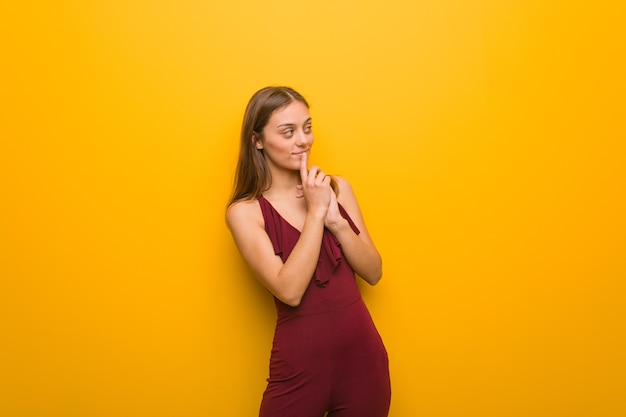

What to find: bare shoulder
left=331, top=175, right=358, bottom=205
left=226, top=199, right=263, bottom=231
left=331, top=176, right=378, bottom=246
left=331, top=175, right=365, bottom=221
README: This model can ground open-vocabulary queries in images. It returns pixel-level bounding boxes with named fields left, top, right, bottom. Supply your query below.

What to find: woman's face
left=256, top=100, right=313, bottom=172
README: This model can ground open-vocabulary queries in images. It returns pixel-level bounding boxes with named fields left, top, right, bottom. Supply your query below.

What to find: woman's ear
left=253, top=133, right=263, bottom=150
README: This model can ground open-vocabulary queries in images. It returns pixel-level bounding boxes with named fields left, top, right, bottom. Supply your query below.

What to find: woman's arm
left=325, top=176, right=383, bottom=285
left=226, top=154, right=333, bottom=306
left=226, top=200, right=326, bottom=306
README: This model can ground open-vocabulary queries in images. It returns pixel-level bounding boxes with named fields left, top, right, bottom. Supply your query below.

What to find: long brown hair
left=227, top=86, right=310, bottom=207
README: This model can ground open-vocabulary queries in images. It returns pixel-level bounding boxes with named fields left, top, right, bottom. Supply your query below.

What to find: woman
left=226, top=86, right=390, bottom=417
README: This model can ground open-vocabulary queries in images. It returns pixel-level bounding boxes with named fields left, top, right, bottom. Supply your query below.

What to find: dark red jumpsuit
left=258, top=196, right=391, bottom=417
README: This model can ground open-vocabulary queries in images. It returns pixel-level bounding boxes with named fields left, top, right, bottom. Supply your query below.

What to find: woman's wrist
left=307, top=208, right=328, bottom=223
left=326, top=217, right=350, bottom=234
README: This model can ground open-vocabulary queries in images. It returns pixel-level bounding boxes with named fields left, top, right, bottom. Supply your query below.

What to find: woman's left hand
left=296, top=182, right=341, bottom=228
left=324, top=188, right=342, bottom=228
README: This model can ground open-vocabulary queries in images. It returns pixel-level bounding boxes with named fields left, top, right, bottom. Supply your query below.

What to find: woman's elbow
left=369, top=258, right=383, bottom=285
left=283, top=296, right=302, bottom=307
left=360, top=265, right=383, bottom=286
left=368, top=271, right=383, bottom=285
left=275, top=290, right=303, bottom=307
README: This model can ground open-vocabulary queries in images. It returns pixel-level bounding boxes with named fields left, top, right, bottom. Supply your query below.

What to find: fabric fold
left=314, top=232, right=342, bottom=287
left=258, top=195, right=360, bottom=288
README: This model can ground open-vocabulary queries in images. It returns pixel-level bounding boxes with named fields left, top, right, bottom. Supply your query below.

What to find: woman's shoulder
left=226, top=198, right=263, bottom=230
left=331, top=175, right=357, bottom=201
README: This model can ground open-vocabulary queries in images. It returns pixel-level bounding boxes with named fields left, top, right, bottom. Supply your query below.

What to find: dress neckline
left=258, top=195, right=303, bottom=234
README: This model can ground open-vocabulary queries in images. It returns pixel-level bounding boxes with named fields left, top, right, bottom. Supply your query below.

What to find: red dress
left=258, top=195, right=391, bottom=417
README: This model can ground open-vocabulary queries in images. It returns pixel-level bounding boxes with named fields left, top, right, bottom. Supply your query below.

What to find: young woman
left=226, top=86, right=390, bottom=417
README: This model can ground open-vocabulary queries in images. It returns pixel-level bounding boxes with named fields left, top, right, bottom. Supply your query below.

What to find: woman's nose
left=295, top=130, right=309, bottom=146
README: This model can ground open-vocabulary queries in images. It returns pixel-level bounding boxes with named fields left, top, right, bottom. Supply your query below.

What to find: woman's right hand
left=299, top=151, right=332, bottom=217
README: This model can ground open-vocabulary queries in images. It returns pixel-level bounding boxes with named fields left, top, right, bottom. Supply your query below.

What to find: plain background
left=1, top=1, right=624, bottom=416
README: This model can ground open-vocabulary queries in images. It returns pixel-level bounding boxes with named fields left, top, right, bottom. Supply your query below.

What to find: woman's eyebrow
left=277, top=117, right=312, bottom=128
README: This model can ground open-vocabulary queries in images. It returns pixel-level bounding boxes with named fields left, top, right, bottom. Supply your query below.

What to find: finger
left=308, top=166, right=320, bottom=175
left=307, top=166, right=321, bottom=185
left=299, top=151, right=308, bottom=181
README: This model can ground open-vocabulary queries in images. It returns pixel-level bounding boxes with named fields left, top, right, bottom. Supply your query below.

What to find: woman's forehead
left=269, top=101, right=311, bottom=126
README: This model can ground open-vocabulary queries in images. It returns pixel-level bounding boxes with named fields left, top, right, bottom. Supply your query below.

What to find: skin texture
left=226, top=101, right=382, bottom=306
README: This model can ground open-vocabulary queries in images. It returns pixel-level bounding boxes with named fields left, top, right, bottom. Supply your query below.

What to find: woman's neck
left=263, top=168, right=301, bottom=201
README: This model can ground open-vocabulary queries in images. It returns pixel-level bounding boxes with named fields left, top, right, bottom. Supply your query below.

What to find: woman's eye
left=304, top=125, right=312, bottom=133
left=284, top=129, right=294, bottom=137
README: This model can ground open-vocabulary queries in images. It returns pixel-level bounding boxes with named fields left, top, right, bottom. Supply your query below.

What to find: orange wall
left=1, top=1, right=624, bottom=416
